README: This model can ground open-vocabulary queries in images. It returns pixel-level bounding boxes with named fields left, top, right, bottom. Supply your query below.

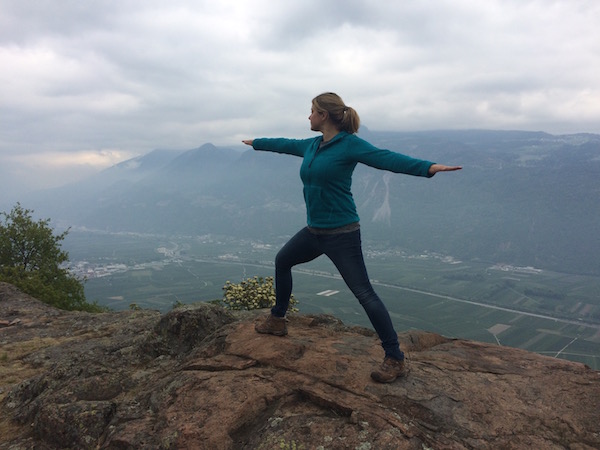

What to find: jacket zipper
left=308, top=140, right=326, bottom=168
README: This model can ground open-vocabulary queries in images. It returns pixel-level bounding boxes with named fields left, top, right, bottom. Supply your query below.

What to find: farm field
left=66, top=231, right=600, bottom=369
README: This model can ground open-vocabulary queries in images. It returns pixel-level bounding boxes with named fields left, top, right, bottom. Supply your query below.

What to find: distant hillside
left=19, top=130, right=600, bottom=275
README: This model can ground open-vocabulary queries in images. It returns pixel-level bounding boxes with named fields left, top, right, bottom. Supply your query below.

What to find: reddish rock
left=1, top=281, right=599, bottom=449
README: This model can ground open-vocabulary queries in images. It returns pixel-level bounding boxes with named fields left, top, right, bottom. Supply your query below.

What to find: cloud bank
left=1, top=0, right=599, bottom=196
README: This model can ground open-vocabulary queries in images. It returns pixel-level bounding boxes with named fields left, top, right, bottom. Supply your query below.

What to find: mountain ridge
left=12, top=129, right=600, bottom=275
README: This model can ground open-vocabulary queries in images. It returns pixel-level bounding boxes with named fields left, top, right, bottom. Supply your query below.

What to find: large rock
left=1, top=282, right=599, bottom=449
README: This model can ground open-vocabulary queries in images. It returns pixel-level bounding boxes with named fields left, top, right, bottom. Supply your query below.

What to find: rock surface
left=1, top=281, right=599, bottom=449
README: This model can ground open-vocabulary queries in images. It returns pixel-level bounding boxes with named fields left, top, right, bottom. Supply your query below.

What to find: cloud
left=0, top=149, right=139, bottom=202
left=8, top=149, right=136, bottom=169
left=1, top=0, right=599, bottom=195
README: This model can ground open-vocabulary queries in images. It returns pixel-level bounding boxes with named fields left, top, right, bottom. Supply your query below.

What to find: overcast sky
left=1, top=0, right=599, bottom=198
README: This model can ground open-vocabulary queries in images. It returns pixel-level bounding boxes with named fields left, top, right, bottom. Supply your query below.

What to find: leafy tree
left=0, top=203, right=104, bottom=312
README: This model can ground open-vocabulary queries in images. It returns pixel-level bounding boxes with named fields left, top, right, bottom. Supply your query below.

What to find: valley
left=65, top=229, right=600, bottom=369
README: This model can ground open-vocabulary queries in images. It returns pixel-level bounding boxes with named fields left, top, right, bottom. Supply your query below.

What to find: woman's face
left=309, top=107, right=327, bottom=132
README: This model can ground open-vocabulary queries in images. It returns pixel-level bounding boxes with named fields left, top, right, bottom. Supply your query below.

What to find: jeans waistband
left=307, top=222, right=360, bottom=235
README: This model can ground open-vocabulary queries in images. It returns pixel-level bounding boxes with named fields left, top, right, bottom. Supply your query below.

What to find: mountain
left=13, top=149, right=183, bottom=223
left=16, top=129, right=600, bottom=275
left=1, top=282, right=599, bottom=449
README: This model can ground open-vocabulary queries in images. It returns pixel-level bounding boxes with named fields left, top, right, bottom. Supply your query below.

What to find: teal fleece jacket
left=253, top=132, right=435, bottom=229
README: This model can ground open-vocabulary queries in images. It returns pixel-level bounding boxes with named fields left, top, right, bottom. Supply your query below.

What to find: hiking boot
left=370, top=356, right=408, bottom=383
left=255, top=314, right=288, bottom=336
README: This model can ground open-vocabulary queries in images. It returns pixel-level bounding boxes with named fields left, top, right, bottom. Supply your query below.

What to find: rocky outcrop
left=1, top=281, right=599, bottom=449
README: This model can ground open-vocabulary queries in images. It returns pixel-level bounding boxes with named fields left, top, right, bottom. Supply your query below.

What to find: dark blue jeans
left=271, top=227, right=404, bottom=361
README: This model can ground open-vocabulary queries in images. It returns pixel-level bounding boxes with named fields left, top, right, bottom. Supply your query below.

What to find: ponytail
left=312, top=92, right=360, bottom=134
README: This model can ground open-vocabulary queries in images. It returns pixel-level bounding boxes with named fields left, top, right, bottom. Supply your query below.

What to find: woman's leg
left=271, top=227, right=323, bottom=317
left=322, top=230, right=404, bottom=361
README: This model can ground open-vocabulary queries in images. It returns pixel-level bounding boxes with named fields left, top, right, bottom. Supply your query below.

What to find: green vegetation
left=0, top=203, right=105, bottom=312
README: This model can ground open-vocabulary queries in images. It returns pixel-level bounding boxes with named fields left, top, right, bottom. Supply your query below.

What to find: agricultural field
left=65, top=231, right=600, bottom=369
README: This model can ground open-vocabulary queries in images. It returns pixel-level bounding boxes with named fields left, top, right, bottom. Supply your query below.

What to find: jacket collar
left=319, top=131, right=348, bottom=147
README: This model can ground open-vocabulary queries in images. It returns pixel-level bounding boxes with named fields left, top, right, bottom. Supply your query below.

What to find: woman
left=243, top=92, right=461, bottom=383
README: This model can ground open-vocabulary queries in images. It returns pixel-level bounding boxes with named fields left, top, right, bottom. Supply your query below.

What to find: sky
left=1, top=0, right=599, bottom=199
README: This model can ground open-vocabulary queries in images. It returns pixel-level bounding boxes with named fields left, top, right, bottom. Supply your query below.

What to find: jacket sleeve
left=252, top=138, right=310, bottom=158
left=351, top=136, right=435, bottom=178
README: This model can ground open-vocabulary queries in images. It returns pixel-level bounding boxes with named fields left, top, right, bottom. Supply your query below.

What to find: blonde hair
left=312, top=92, right=360, bottom=134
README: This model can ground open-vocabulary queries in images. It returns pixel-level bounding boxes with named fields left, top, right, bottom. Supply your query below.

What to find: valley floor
left=66, top=231, right=600, bottom=370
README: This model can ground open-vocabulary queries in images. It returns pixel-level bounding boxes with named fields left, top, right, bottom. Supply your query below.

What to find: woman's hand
left=242, top=139, right=253, bottom=146
left=428, top=164, right=462, bottom=176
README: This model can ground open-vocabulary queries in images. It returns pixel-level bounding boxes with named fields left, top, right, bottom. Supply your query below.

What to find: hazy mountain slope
left=16, top=149, right=182, bottom=226
left=362, top=130, right=600, bottom=274
left=16, top=130, right=600, bottom=275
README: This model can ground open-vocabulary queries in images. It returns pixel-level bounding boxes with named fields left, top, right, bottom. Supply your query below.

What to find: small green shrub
left=0, top=203, right=103, bottom=312
left=172, top=299, right=184, bottom=309
left=222, top=276, right=298, bottom=312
